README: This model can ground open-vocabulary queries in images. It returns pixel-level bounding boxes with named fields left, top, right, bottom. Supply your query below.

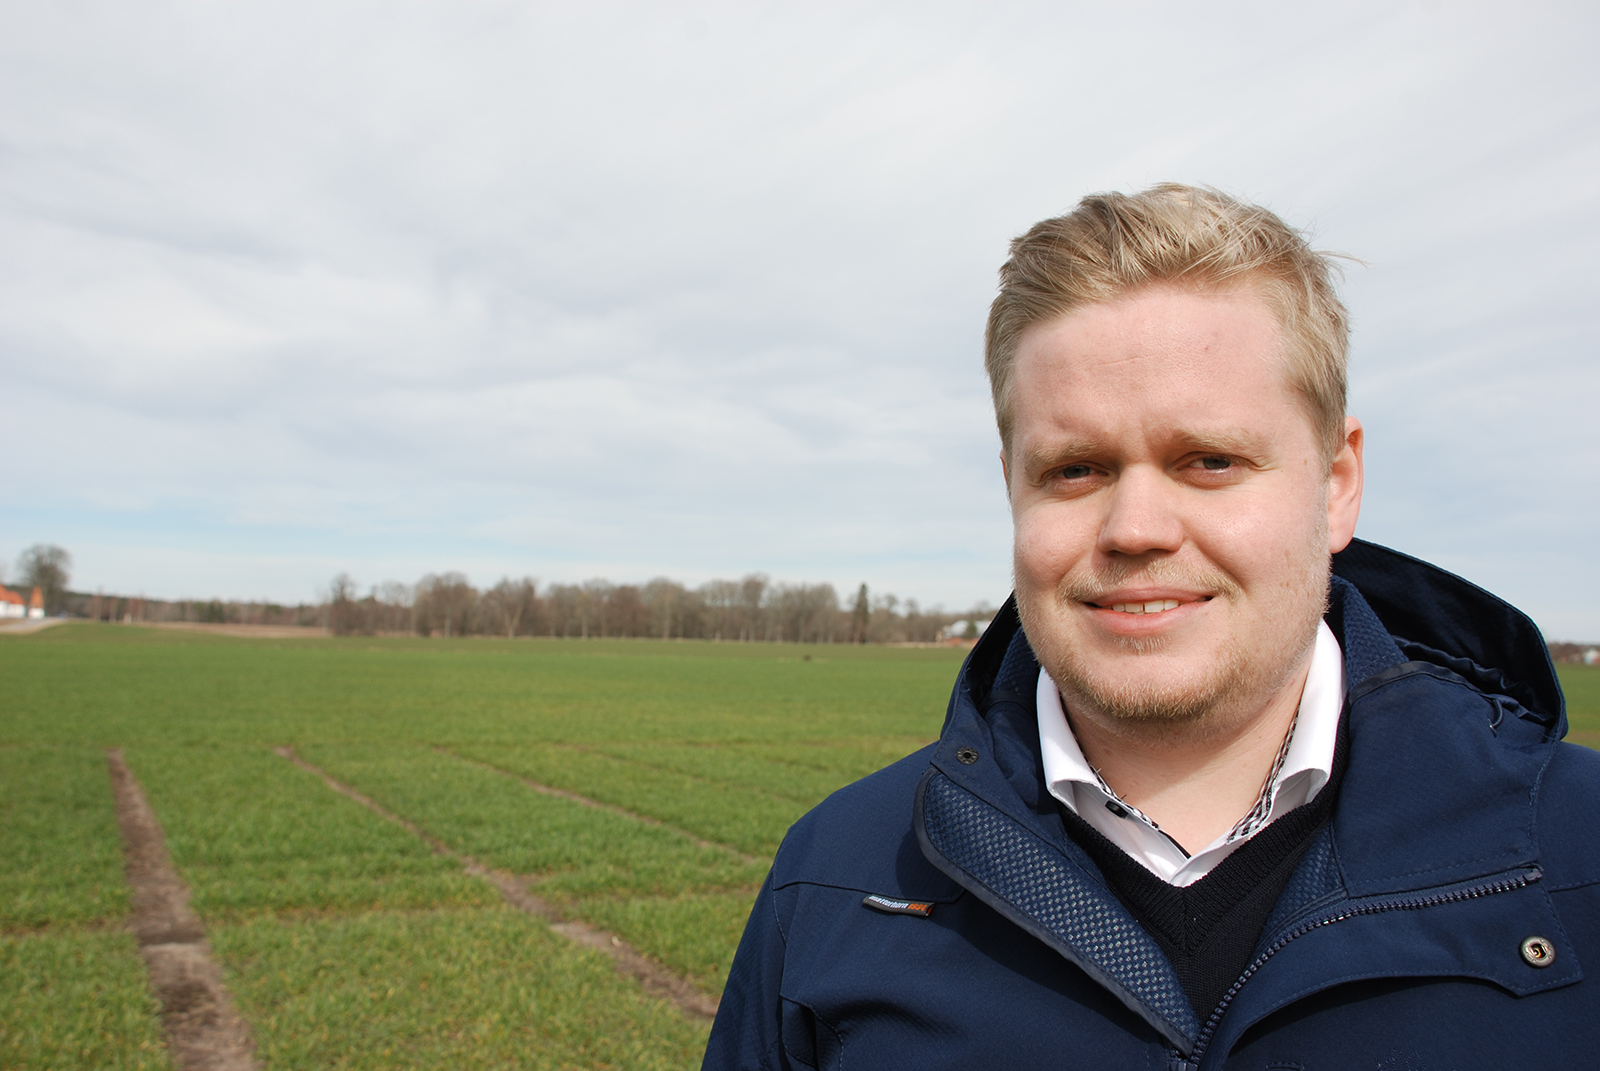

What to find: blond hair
left=985, top=184, right=1349, bottom=462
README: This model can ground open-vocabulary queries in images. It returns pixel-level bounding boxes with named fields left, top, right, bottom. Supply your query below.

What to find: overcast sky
left=2, top=2, right=1597, bottom=638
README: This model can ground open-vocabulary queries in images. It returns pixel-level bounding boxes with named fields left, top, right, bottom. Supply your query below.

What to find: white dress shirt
left=1037, top=620, right=1345, bottom=887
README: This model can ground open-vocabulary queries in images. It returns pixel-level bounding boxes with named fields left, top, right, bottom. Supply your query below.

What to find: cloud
left=1, top=1, right=1597, bottom=632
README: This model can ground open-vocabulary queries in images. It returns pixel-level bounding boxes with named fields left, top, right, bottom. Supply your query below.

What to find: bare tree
left=327, top=573, right=367, bottom=635
left=580, top=579, right=613, bottom=638
left=414, top=572, right=477, bottom=637
left=607, top=584, right=646, bottom=636
left=699, top=579, right=740, bottom=640
left=768, top=582, right=839, bottom=643
left=738, top=573, right=768, bottom=641
left=677, top=584, right=708, bottom=639
left=17, top=544, right=71, bottom=614
left=544, top=583, right=581, bottom=637
left=643, top=577, right=689, bottom=639
left=375, top=580, right=414, bottom=633
left=482, top=577, right=538, bottom=637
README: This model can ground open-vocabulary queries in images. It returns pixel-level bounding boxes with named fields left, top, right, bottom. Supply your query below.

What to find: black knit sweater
left=1061, top=721, right=1349, bottom=1022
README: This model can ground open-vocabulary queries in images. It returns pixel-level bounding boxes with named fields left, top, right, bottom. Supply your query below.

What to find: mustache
left=1055, top=559, right=1244, bottom=605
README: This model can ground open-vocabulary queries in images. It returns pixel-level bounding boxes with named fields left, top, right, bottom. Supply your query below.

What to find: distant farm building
left=0, top=586, right=41, bottom=618
left=942, top=618, right=992, bottom=642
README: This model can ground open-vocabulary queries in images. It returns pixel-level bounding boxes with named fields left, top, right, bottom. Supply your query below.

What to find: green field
left=1562, top=662, right=1600, bottom=750
left=0, top=625, right=961, bottom=1070
left=3, top=624, right=1596, bottom=1071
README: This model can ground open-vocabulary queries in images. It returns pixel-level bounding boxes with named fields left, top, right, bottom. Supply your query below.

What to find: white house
left=942, top=618, right=993, bottom=642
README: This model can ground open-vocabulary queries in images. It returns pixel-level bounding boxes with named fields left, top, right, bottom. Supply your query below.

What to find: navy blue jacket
left=704, top=541, right=1600, bottom=1069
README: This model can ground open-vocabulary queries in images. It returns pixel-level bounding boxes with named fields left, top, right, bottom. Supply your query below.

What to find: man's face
left=1006, top=284, right=1361, bottom=733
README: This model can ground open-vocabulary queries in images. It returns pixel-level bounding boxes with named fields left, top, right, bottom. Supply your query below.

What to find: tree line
left=24, top=539, right=995, bottom=644
left=328, top=572, right=995, bottom=644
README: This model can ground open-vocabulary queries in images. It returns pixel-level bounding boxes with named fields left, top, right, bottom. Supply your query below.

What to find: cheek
left=1212, top=518, right=1327, bottom=601
left=1190, top=485, right=1326, bottom=570
left=1012, top=506, right=1091, bottom=584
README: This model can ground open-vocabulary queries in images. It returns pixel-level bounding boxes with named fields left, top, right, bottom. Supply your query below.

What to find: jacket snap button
left=1520, top=936, right=1555, bottom=968
left=955, top=746, right=979, bottom=765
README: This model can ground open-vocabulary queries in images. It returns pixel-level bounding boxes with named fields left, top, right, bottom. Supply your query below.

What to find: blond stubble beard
left=1017, top=554, right=1329, bottom=741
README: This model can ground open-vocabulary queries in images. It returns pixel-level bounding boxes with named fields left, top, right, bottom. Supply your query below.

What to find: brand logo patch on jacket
left=862, top=894, right=934, bottom=917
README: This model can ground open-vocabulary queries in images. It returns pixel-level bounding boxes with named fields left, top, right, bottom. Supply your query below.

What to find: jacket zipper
left=1174, top=867, right=1540, bottom=1069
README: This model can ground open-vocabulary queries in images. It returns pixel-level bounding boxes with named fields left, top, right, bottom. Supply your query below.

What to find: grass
left=120, top=744, right=495, bottom=919
left=0, top=624, right=957, bottom=1069
left=0, top=930, right=173, bottom=1071
left=576, top=890, right=757, bottom=996
left=0, top=747, right=168, bottom=1071
left=448, top=742, right=807, bottom=856
left=1, top=626, right=957, bottom=748
left=1, top=746, right=129, bottom=931
left=1558, top=664, right=1600, bottom=749
left=297, top=743, right=766, bottom=897
left=6, top=623, right=1589, bottom=1070
left=213, top=907, right=711, bottom=1070
left=294, top=742, right=772, bottom=994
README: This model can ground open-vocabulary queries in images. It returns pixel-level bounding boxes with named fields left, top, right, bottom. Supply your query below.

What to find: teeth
left=1109, top=599, right=1181, bottom=614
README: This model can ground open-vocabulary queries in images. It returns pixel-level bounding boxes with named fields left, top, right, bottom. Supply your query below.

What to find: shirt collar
left=1269, top=619, right=1344, bottom=809
left=1038, top=619, right=1345, bottom=839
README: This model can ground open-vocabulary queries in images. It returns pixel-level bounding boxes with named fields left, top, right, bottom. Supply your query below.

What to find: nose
left=1096, top=464, right=1184, bottom=558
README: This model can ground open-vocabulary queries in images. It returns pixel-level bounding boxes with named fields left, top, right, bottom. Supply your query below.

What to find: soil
left=107, top=749, right=260, bottom=1071
left=133, top=622, right=327, bottom=639
left=275, top=746, right=720, bottom=1020
left=0, top=617, right=67, bottom=634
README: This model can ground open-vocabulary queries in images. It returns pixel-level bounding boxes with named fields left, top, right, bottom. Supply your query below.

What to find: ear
left=1000, top=449, right=1011, bottom=492
left=1327, top=416, right=1364, bottom=553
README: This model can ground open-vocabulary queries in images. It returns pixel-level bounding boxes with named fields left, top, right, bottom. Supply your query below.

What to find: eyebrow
left=1020, top=429, right=1276, bottom=475
left=1020, top=437, right=1105, bottom=477
left=1168, top=429, right=1275, bottom=457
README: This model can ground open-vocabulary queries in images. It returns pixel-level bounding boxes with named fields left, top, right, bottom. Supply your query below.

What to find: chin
left=1055, top=656, right=1243, bottom=729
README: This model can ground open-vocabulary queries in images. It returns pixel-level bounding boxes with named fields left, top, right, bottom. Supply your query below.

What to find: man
left=703, top=185, right=1600, bottom=1068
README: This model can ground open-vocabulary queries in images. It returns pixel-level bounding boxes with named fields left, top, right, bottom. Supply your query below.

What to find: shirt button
left=955, top=746, right=979, bottom=765
left=1520, top=936, right=1556, bottom=968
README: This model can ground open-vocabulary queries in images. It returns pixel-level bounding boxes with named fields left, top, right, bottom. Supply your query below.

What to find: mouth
left=1089, top=596, right=1212, bottom=615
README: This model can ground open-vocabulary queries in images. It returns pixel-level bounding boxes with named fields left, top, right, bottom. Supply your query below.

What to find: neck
left=1063, top=662, right=1311, bottom=854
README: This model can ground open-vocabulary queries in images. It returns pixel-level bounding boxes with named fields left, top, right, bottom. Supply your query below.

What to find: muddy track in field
left=274, top=746, right=720, bottom=1021
left=434, top=744, right=767, bottom=866
left=106, top=749, right=259, bottom=1071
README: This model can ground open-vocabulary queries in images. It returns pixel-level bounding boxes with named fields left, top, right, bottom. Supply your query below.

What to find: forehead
left=1009, top=285, right=1313, bottom=454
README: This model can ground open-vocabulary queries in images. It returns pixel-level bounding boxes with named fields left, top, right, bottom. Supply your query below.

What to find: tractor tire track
left=107, top=749, right=259, bottom=1071
left=434, top=744, right=766, bottom=866
left=274, top=746, right=720, bottom=1021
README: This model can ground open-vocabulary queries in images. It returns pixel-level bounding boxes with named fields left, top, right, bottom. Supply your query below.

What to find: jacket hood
left=1332, top=537, right=1564, bottom=732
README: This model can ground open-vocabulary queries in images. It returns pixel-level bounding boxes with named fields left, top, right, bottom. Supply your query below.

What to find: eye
left=1056, top=464, right=1095, bottom=480
left=1197, top=456, right=1233, bottom=471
